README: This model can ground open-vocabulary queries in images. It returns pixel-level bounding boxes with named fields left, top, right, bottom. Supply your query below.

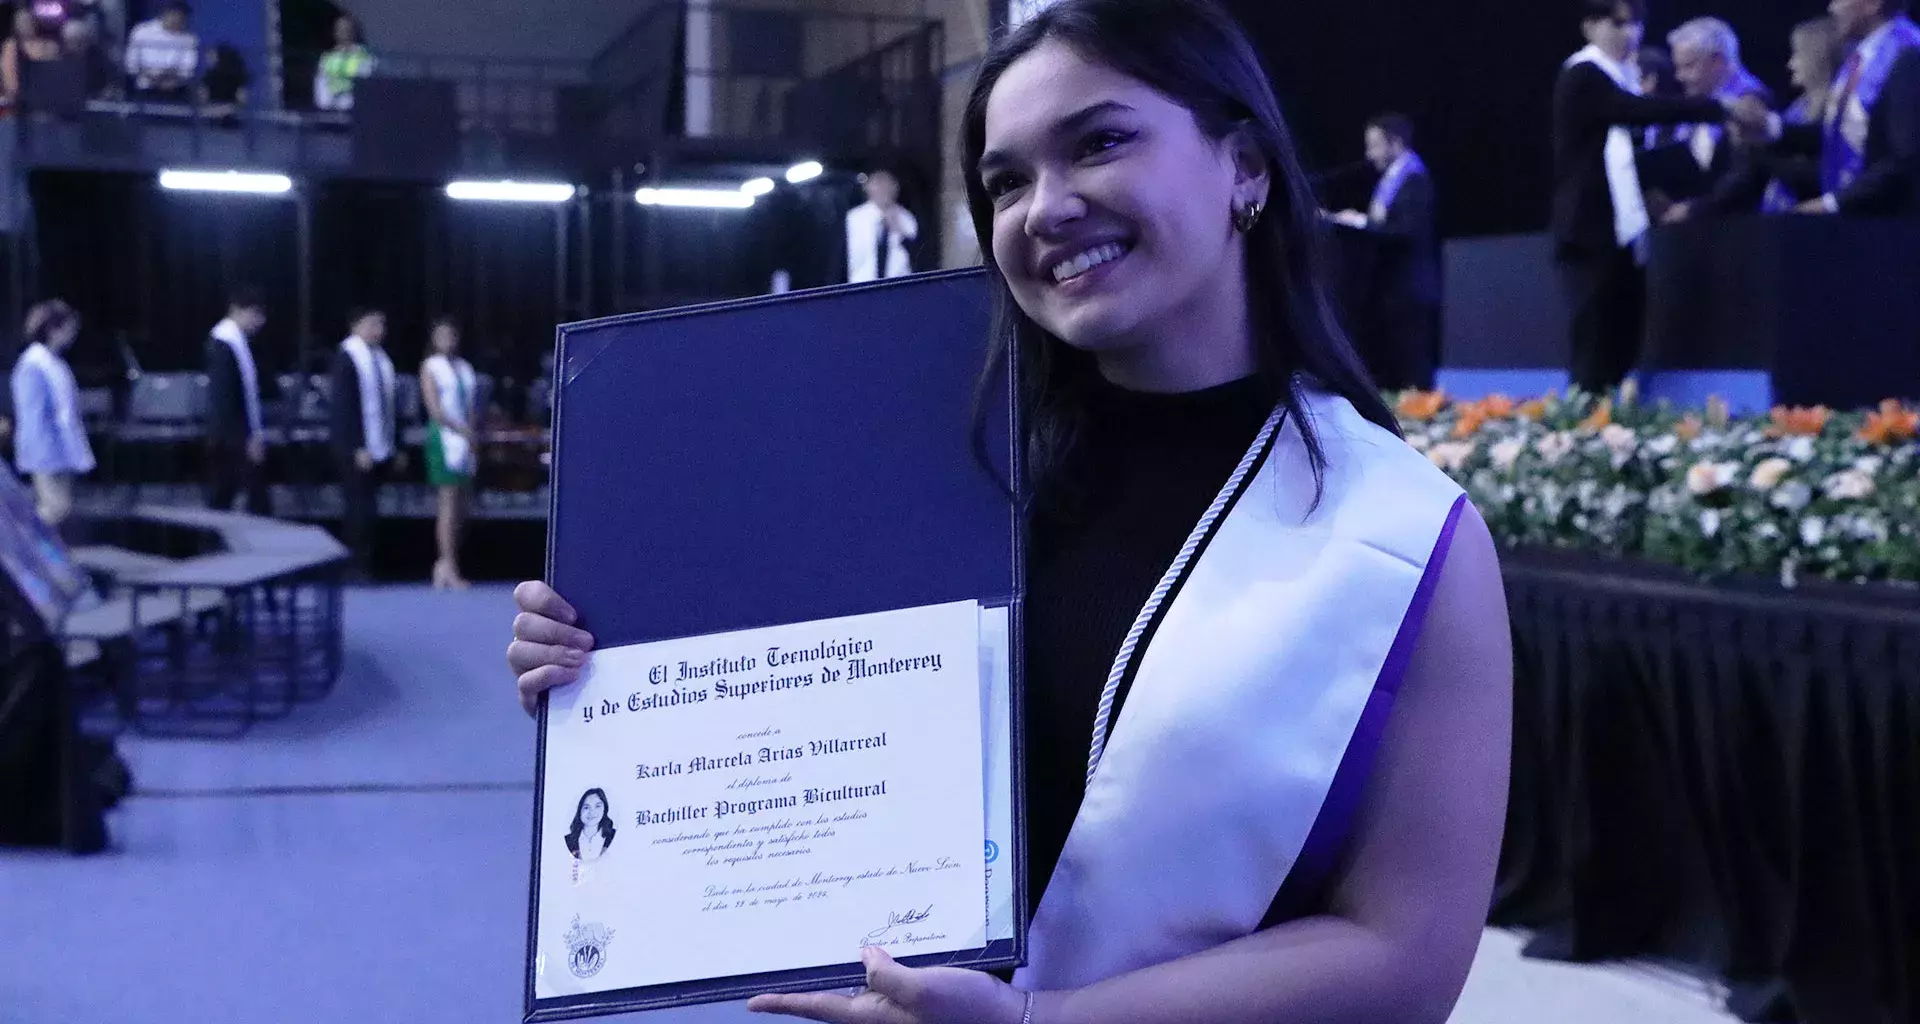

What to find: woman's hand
left=508, top=581, right=595, bottom=716
left=748, top=948, right=1029, bottom=1024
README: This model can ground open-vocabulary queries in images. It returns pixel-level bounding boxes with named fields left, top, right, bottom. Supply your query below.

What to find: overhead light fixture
left=741, top=177, right=776, bottom=197
left=635, top=187, right=755, bottom=209
left=158, top=170, right=293, bottom=195
left=785, top=161, right=824, bottom=184
left=445, top=180, right=575, bottom=203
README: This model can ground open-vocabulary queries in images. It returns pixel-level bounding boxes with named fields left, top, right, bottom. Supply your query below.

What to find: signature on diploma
left=864, top=905, right=936, bottom=943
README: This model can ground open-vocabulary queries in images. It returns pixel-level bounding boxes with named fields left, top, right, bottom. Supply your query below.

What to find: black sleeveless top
left=1021, top=374, right=1273, bottom=918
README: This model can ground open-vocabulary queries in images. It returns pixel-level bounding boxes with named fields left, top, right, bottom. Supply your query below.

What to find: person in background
left=1733, top=0, right=1920, bottom=217
left=314, top=14, right=371, bottom=112
left=125, top=0, right=196, bottom=102
left=1, top=9, right=63, bottom=111
left=61, top=16, right=117, bottom=99
left=1678, top=17, right=1845, bottom=220
left=204, top=287, right=270, bottom=515
left=420, top=317, right=478, bottom=590
left=1663, top=18, right=1772, bottom=197
left=9, top=300, right=93, bottom=525
left=1550, top=0, right=1734, bottom=394
left=200, top=41, right=247, bottom=119
left=844, top=167, right=919, bottom=283
left=1330, top=112, right=1440, bottom=390
left=328, top=308, right=397, bottom=580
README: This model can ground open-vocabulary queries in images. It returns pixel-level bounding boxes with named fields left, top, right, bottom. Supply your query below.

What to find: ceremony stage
left=0, top=584, right=1740, bottom=1024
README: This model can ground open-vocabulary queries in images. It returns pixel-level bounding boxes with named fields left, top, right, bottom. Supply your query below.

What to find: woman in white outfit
left=420, top=317, right=479, bottom=589
left=9, top=300, right=93, bottom=526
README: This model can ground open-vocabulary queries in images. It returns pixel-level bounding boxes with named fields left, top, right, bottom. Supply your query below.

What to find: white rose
left=1749, top=457, right=1792, bottom=492
left=1823, top=470, right=1875, bottom=500
left=1490, top=438, right=1526, bottom=471
left=1686, top=461, right=1737, bottom=495
left=1772, top=480, right=1813, bottom=511
left=1646, top=435, right=1678, bottom=457
left=1855, top=456, right=1884, bottom=476
left=1600, top=424, right=1636, bottom=454
left=1427, top=441, right=1476, bottom=472
left=1785, top=436, right=1816, bottom=461
left=1536, top=431, right=1575, bottom=464
left=1700, top=510, right=1722, bottom=537
left=1407, top=433, right=1431, bottom=452
left=1800, top=517, right=1826, bottom=547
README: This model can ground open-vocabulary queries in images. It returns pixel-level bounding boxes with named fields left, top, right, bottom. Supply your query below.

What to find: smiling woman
left=508, top=2, right=1513, bottom=1023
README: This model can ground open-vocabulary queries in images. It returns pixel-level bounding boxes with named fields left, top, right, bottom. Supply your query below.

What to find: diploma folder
left=530, top=268, right=1027, bottom=1021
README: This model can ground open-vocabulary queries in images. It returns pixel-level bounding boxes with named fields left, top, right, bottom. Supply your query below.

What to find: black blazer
left=204, top=335, right=254, bottom=444
left=328, top=347, right=392, bottom=464
left=1775, top=46, right=1920, bottom=216
left=1552, top=61, right=1727, bottom=254
left=1374, top=167, right=1440, bottom=306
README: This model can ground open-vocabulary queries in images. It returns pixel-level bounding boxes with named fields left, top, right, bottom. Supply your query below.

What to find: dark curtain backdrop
left=1223, top=0, right=1817, bottom=237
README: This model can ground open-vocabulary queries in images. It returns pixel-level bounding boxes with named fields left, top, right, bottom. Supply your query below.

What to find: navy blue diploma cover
left=528, top=268, right=1028, bottom=1021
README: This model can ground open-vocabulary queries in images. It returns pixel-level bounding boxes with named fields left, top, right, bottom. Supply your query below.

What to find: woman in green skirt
left=420, top=317, right=478, bottom=589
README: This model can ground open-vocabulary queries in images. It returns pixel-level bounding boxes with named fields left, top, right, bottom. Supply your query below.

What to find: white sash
left=341, top=335, right=396, bottom=463
left=1369, top=152, right=1425, bottom=224
left=1015, top=388, right=1466, bottom=991
left=1567, top=45, right=1650, bottom=254
left=211, top=317, right=262, bottom=438
left=424, top=353, right=477, bottom=474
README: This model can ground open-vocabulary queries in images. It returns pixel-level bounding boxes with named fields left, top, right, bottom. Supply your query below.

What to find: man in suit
left=844, top=168, right=920, bottom=284
left=1552, top=0, right=1733, bottom=394
left=328, top=308, right=397, bottom=578
left=1643, top=18, right=1771, bottom=205
left=1733, top=0, right=1920, bottom=217
left=1331, top=113, right=1440, bottom=390
left=204, top=287, right=270, bottom=515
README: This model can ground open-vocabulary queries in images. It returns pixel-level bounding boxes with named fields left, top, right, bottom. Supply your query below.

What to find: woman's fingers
left=517, top=663, right=581, bottom=716
left=514, top=580, right=579, bottom=625
left=513, top=611, right=594, bottom=652
left=509, top=637, right=585, bottom=675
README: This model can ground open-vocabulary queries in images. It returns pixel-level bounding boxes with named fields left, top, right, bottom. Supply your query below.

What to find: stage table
left=1492, top=548, right=1920, bottom=1024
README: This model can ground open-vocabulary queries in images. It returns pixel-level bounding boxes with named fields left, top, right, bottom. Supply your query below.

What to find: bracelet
left=1020, top=990, right=1036, bottom=1024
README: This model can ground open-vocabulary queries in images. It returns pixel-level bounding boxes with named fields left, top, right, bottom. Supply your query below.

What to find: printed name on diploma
left=636, top=732, right=890, bottom=780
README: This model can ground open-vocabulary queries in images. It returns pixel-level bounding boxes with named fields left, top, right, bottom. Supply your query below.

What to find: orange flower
left=1516, top=399, right=1548, bottom=422
left=1858, top=399, right=1919, bottom=445
left=1477, top=394, right=1516, bottom=419
left=1576, top=398, right=1612, bottom=432
left=1675, top=414, right=1703, bottom=442
left=1397, top=390, right=1447, bottom=421
left=1453, top=407, right=1489, bottom=438
left=1766, top=405, right=1830, bottom=438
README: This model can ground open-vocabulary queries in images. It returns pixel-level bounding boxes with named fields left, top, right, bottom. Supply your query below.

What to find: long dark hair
left=963, top=0, right=1399, bottom=510
left=565, top=787, right=616, bottom=856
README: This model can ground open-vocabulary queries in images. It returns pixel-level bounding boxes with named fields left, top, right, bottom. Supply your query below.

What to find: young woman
left=508, top=2, right=1511, bottom=1022
left=564, top=788, right=616, bottom=862
left=0, top=9, right=62, bottom=112
left=420, top=317, right=478, bottom=590
left=9, top=300, right=93, bottom=525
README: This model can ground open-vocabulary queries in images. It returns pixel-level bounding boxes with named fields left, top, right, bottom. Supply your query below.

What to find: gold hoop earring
left=1233, top=199, right=1265, bottom=233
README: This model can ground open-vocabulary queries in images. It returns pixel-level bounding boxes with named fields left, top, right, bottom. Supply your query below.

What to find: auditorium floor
left=0, top=586, right=1736, bottom=1024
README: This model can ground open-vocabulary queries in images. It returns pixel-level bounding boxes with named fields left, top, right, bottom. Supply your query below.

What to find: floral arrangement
left=1392, top=384, right=1920, bottom=588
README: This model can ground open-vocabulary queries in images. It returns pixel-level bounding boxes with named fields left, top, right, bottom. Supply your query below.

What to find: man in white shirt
left=329, top=308, right=398, bottom=578
left=125, top=1, right=198, bottom=101
left=844, top=169, right=919, bottom=284
left=204, top=287, right=270, bottom=515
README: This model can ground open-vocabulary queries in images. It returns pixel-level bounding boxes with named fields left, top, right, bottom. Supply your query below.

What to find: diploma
left=530, top=599, right=1016, bottom=1016
left=531, top=271, right=1026, bottom=1020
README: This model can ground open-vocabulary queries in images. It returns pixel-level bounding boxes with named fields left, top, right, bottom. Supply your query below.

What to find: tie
left=874, top=215, right=892, bottom=280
